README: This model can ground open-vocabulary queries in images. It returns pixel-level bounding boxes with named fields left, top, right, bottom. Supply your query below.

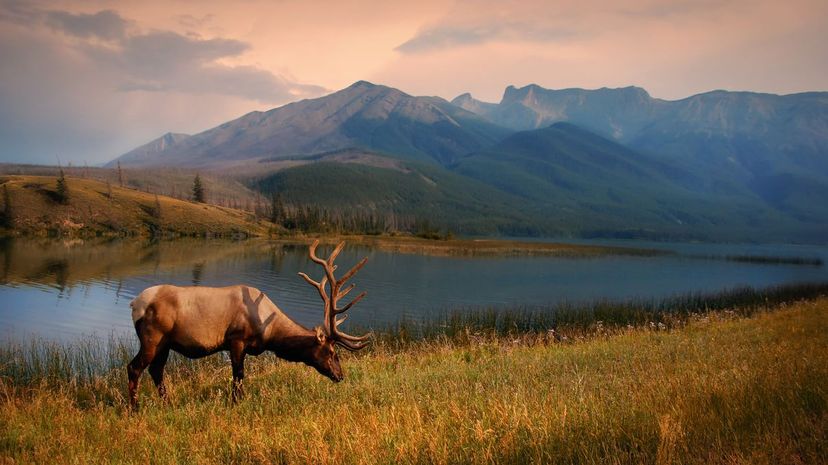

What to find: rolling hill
left=254, top=156, right=537, bottom=235
left=0, top=175, right=268, bottom=237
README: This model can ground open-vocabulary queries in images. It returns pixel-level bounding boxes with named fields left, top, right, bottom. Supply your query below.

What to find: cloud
left=43, top=9, right=128, bottom=40
left=0, top=4, right=326, bottom=164
left=393, top=0, right=730, bottom=54
left=89, top=30, right=327, bottom=102
left=175, top=13, right=215, bottom=30
left=396, top=21, right=575, bottom=53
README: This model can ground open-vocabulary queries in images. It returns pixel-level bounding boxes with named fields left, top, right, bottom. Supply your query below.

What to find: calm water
left=1, top=238, right=826, bottom=342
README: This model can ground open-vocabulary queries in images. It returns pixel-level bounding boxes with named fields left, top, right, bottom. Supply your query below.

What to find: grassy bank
left=0, top=175, right=269, bottom=237
left=2, top=297, right=826, bottom=463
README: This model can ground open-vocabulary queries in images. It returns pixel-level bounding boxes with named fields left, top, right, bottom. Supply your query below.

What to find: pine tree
left=270, top=192, right=285, bottom=225
left=55, top=169, right=69, bottom=204
left=1, top=184, right=13, bottom=228
left=192, top=174, right=205, bottom=203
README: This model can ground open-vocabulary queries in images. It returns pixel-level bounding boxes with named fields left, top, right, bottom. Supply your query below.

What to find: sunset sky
left=1, top=0, right=826, bottom=165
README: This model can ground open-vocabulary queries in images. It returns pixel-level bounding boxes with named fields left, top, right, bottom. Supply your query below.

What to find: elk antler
left=298, top=240, right=372, bottom=351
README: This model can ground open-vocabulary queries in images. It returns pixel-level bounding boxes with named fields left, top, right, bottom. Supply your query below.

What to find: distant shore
left=272, top=234, right=666, bottom=257
left=0, top=174, right=665, bottom=257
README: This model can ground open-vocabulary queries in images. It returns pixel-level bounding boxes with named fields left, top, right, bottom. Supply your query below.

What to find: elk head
left=298, top=240, right=372, bottom=382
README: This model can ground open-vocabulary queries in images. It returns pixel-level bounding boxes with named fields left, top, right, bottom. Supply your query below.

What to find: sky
left=1, top=0, right=826, bottom=165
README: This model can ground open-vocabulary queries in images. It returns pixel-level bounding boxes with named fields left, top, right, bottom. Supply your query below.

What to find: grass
left=685, top=253, right=824, bottom=267
left=0, top=175, right=269, bottom=237
left=392, top=282, right=828, bottom=342
left=1, top=291, right=826, bottom=463
left=722, top=255, right=823, bottom=266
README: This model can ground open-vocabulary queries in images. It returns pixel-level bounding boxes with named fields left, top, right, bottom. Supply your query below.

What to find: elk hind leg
left=148, top=345, right=170, bottom=401
left=127, top=330, right=162, bottom=410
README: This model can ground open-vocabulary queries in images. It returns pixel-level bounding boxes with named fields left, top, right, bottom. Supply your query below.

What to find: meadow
left=1, top=285, right=826, bottom=464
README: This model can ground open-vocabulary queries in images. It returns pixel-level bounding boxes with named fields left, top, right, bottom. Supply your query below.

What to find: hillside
left=450, top=123, right=811, bottom=240
left=245, top=126, right=826, bottom=241
left=0, top=164, right=262, bottom=209
left=0, top=175, right=268, bottom=237
left=254, top=158, right=538, bottom=235
left=110, top=81, right=511, bottom=168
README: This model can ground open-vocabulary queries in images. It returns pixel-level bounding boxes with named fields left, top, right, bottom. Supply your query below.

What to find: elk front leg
left=229, top=341, right=246, bottom=403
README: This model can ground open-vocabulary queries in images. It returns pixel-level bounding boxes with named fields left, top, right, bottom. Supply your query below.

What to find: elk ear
left=315, top=326, right=327, bottom=344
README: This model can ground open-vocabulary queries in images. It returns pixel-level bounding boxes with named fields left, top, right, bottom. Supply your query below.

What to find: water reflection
left=0, top=237, right=827, bottom=342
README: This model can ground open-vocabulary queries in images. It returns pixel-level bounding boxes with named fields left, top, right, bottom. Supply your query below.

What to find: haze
left=1, top=0, right=826, bottom=165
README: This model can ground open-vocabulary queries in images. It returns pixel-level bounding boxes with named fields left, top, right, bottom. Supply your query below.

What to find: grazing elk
left=127, top=240, right=371, bottom=408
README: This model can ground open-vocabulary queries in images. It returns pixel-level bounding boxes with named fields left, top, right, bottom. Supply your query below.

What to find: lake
left=1, top=237, right=826, bottom=342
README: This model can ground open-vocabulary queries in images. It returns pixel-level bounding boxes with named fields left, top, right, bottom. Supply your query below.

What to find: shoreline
left=269, top=234, right=667, bottom=257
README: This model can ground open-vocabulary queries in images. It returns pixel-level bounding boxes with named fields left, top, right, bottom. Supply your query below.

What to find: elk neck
left=262, top=318, right=320, bottom=363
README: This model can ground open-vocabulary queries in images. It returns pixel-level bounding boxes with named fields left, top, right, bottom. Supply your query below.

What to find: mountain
left=452, top=85, right=828, bottom=179
left=452, top=85, right=659, bottom=140
left=105, top=81, right=828, bottom=242
left=109, top=81, right=510, bottom=168
left=114, top=132, right=191, bottom=166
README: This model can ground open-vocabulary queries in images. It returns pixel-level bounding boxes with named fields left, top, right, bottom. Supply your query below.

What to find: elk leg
left=229, top=341, right=246, bottom=403
left=128, top=327, right=163, bottom=410
left=127, top=344, right=157, bottom=410
left=148, top=345, right=170, bottom=401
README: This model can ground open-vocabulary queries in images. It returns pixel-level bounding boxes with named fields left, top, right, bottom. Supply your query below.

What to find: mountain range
left=109, top=81, right=828, bottom=242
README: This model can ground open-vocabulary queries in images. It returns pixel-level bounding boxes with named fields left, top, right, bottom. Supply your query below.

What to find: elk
left=127, top=240, right=371, bottom=408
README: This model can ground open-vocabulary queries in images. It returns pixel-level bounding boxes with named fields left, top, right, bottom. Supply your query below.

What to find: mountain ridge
left=109, top=81, right=510, bottom=168
left=105, top=81, right=828, bottom=242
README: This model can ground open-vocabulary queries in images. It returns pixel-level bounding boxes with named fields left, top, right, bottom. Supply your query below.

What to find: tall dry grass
left=1, top=296, right=825, bottom=464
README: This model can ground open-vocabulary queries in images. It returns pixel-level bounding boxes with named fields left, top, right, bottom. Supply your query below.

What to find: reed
left=689, top=254, right=824, bottom=266
left=376, top=281, right=828, bottom=344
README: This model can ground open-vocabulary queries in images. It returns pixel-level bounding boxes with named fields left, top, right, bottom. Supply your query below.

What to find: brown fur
left=128, top=240, right=371, bottom=409
left=127, top=284, right=343, bottom=409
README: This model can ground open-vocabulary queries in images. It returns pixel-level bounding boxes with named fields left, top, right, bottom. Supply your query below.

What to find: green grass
left=1, top=295, right=826, bottom=463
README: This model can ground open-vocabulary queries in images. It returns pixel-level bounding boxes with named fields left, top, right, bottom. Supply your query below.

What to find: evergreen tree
left=55, top=169, right=69, bottom=204
left=192, top=174, right=205, bottom=203
left=117, top=161, right=124, bottom=187
left=270, top=192, right=285, bottom=225
left=1, top=184, right=13, bottom=228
